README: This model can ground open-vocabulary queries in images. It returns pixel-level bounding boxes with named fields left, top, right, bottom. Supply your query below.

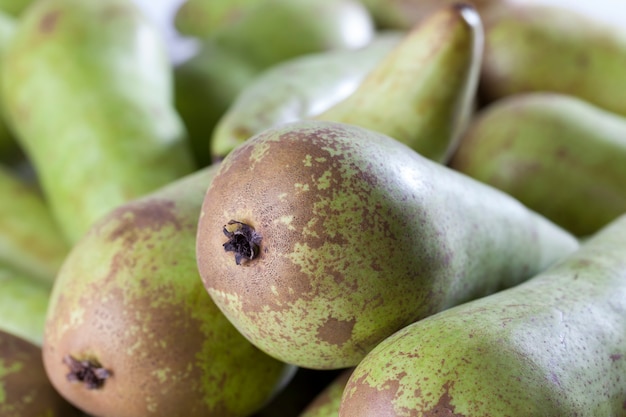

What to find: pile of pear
left=0, top=0, right=625, bottom=416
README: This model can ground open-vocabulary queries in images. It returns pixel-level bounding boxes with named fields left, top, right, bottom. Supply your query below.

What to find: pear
left=479, top=2, right=626, bottom=117
left=298, top=368, right=353, bottom=417
left=1, top=0, right=196, bottom=244
left=0, top=267, right=51, bottom=346
left=195, top=119, right=579, bottom=370
left=174, top=0, right=375, bottom=167
left=42, top=163, right=295, bottom=417
left=0, top=164, right=69, bottom=284
left=339, top=213, right=626, bottom=416
left=210, top=31, right=404, bottom=160
left=449, top=92, right=626, bottom=238
left=0, top=329, right=81, bottom=417
left=314, top=3, right=483, bottom=163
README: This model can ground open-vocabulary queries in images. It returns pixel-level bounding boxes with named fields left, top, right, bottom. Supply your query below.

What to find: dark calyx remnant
left=223, top=220, right=262, bottom=265
left=64, top=355, right=112, bottom=389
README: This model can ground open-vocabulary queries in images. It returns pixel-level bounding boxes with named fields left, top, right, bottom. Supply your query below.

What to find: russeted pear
left=1, top=0, right=196, bottom=244
left=195, top=120, right=579, bottom=370
left=449, top=92, right=626, bottom=238
left=0, top=268, right=50, bottom=346
left=314, top=3, right=483, bottom=163
left=43, top=164, right=295, bottom=417
left=210, top=31, right=404, bottom=160
left=358, top=0, right=495, bottom=30
left=298, top=369, right=353, bottom=417
left=174, top=0, right=375, bottom=167
left=0, top=329, right=81, bottom=417
left=339, top=213, right=626, bottom=417
left=480, top=2, right=626, bottom=117
left=0, top=165, right=69, bottom=284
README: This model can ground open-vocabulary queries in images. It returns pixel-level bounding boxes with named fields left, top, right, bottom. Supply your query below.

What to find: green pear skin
left=449, top=92, right=626, bottom=238
left=42, top=163, right=295, bottom=417
left=210, top=31, right=404, bottom=160
left=0, top=268, right=51, bottom=346
left=174, top=0, right=375, bottom=167
left=0, top=165, right=69, bottom=284
left=298, top=368, right=353, bottom=417
left=0, top=329, right=81, bottom=417
left=2, top=0, right=195, bottom=244
left=0, top=10, right=19, bottom=163
left=195, top=120, right=579, bottom=370
left=340, top=213, right=626, bottom=417
left=480, top=3, right=626, bottom=117
left=315, top=3, right=483, bottom=163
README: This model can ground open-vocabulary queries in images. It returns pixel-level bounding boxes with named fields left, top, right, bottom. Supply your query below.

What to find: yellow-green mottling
left=196, top=119, right=579, bottom=370
left=340, top=213, right=626, bottom=416
left=43, top=164, right=294, bottom=417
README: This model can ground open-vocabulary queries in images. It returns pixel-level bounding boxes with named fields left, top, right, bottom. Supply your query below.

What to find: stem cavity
left=222, top=220, right=262, bottom=265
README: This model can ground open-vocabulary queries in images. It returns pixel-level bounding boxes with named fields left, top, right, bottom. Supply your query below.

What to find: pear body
left=0, top=165, right=69, bottom=284
left=210, top=31, right=403, bottom=160
left=340, top=214, right=626, bottom=416
left=0, top=268, right=50, bottom=346
left=315, top=4, right=483, bottom=163
left=450, top=92, right=626, bottom=237
left=0, top=329, right=81, bottom=417
left=43, top=165, right=294, bottom=417
left=2, top=0, right=195, bottom=243
left=196, top=120, right=578, bottom=370
left=480, top=3, right=626, bottom=116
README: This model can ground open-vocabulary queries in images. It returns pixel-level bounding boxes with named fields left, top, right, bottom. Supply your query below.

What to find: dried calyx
left=64, top=354, right=112, bottom=389
left=222, top=220, right=262, bottom=265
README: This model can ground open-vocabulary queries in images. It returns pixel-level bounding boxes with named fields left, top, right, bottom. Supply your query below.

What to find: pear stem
left=63, top=355, right=112, bottom=389
left=222, top=220, right=262, bottom=265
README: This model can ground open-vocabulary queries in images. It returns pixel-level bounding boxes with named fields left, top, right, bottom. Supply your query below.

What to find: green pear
left=480, top=2, right=626, bottom=117
left=1, top=0, right=196, bottom=244
left=0, top=329, right=81, bottom=417
left=195, top=119, right=579, bottom=370
left=0, top=164, right=69, bottom=284
left=0, top=267, right=51, bottom=346
left=298, top=369, right=353, bottom=417
left=449, top=92, right=626, bottom=238
left=358, top=0, right=495, bottom=30
left=174, top=0, right=375, bottom=168
left=210, top=31, right=404, bottom=160
left=42, top=163, right=295, bottom=417
left=339, top=213, right=626, bottom=416
left=314, top=3, right=483, bottom=163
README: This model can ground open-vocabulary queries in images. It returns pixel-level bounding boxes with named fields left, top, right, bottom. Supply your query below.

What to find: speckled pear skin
left=42, top=164, right=295, bottom=417
left=0, top=329, right=81, bottom=417
left=195, top=120, right=579, bottom=370
left=315, top=3, right=483, bottom=163
left=1, top=0, right=195, bottom=244
left=340, top=213, right=626, bottom=417
left=0, top=165, right=69, bottom=285
left=210, top=31, right=404, bottom=160
left=449, top=92, right=626, bottom=238
left=480, top=3, right=626, bottom=117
